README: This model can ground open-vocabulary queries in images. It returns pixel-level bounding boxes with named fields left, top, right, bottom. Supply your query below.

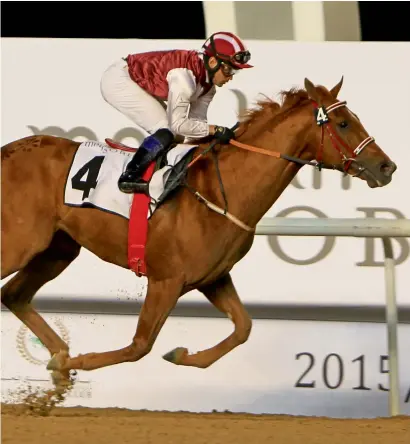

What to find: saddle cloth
left=64, top=140, right=196, bottom=218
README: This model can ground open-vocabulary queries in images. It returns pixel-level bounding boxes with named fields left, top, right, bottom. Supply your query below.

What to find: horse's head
left=303, top=77, right=397, bottom=188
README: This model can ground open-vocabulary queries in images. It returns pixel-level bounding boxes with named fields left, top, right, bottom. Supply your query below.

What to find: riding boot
left=118, top=128, right=174, bottom=194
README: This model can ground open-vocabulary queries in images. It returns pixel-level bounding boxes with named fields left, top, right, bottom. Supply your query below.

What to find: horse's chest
left=200, top=232, right=254, bottom=269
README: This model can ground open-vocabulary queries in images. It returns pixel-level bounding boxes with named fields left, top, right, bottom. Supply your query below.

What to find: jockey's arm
left=166, top=68, right=217, bottom=139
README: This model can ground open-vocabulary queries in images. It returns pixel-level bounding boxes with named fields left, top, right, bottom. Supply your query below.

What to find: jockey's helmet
left=202, top=31, right=253, bottom=70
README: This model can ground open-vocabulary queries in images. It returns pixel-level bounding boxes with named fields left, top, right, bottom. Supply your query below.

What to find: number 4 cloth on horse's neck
left=64, top=140, right=197, bottom=276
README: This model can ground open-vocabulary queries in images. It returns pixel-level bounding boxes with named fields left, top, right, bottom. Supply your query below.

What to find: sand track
left=2, top=404, right=410, bottom=444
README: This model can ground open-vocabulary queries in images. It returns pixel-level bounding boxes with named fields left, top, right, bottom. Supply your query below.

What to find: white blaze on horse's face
left=304, top=77, right=397, bottom=188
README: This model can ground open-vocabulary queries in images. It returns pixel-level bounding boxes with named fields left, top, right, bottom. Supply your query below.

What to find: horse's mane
left=191, top=87, right=310, bottom=145
left=239, top=88, right=310, bottom=136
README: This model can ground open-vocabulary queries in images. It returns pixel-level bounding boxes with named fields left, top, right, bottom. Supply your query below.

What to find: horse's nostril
left=380, top=162, right=397, bottom=176
left=380, top=164, right=389, bottom=173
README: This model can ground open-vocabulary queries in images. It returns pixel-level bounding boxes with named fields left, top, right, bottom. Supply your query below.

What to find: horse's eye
left=338, top=121, right=349, bottom=129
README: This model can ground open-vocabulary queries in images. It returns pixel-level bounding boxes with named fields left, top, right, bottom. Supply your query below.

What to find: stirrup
left=118, top=176, right=150, bottom=195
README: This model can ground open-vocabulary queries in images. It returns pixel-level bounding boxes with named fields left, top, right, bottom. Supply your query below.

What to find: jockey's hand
left=214, top=125, right=236, bottom=144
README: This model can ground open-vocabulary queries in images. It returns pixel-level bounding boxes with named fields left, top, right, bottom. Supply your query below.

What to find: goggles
left=232, top=50, right=251, bottom=64
left=217, top=50, right=251, bottom=67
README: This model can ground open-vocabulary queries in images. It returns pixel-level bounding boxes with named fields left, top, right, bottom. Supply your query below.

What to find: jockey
left=100, top=31, right=253, bottom=194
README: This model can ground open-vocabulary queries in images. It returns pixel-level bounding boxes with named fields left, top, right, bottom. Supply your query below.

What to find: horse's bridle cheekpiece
left=312, top=100, right=375, bottom=175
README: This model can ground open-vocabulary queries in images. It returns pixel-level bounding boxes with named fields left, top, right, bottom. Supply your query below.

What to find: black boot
left=118, top=128, right=174, bottom=194
left=117, top=146, right=154, bottom=194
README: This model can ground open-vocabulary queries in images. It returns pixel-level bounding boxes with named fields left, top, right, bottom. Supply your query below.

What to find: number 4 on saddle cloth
left=64, top=138, right=196, bottom=277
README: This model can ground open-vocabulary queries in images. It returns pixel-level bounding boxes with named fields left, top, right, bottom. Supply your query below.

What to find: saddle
left=105, top=138, right=139, bottom=153
left=105, top=138, right=196, bottom=208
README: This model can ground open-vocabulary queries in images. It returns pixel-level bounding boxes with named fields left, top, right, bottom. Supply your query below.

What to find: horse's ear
left=304, top=78, right=321, bottom=103
left=330, top=76, right=344, bottom=98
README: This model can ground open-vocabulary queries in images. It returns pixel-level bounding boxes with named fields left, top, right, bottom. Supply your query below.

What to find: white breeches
left=100, top=59, right=169, bottom=135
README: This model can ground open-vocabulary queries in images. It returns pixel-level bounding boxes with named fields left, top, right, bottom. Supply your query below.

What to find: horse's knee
left=125, top=339, right=153, bottom=362
left=1, top=291, right=29, bottom=312
left=235, top=319, right=252, bottom=345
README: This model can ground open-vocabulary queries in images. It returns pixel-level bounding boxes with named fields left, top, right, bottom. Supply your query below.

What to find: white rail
left=256, top=217, right=410, bottom=417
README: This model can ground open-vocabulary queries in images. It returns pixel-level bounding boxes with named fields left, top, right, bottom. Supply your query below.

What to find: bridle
left=311, top=100, right=375, bottom=176
left=226, top=99, right=375, bottom=177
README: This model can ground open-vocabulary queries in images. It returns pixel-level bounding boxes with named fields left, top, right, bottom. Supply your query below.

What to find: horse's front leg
left=47, top=276, right=184, bottom=371
left=162, top=273, right=252, bottom=368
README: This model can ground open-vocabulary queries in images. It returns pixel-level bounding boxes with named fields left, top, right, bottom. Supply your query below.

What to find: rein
left=230, top=139, right=339, bottom=170
left=182, top=98, right=375, bottom=233
left=227, top=100, right=374, bottom=173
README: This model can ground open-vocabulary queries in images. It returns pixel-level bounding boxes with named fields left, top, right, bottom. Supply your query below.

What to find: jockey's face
left=208, top=57, right=235, bottom=87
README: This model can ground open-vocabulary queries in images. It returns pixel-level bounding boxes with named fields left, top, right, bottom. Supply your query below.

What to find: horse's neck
left=216, top=113, right=312, bottom=228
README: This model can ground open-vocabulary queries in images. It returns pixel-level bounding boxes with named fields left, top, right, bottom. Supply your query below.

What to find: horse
left=1, top=77, right=397, bottom=388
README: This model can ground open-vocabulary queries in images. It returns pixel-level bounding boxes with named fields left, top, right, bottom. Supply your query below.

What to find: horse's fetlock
left=57, top=344, right=70, bottom=354
left=198, top=362, right=211, bottom=369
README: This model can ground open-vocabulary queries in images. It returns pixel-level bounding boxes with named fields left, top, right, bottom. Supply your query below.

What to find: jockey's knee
left=150, top=128, right=175, bottom=148
left=138, top=127, right=174, bottom=158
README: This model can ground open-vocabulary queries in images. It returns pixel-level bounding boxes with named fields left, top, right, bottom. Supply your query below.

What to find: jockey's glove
left=214, top=126, right=236, bottom=144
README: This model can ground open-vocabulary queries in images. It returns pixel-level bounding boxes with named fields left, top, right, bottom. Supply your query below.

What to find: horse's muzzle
left=380, top=160, right=397, bottom=178
left=364, top=160, right=397, bottom=188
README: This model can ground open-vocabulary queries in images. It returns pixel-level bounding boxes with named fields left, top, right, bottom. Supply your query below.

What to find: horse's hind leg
left=1, top=230, right=81, bottom=384
left=48, top=276, right=184, bottom=372
left=162, top=273, right=252, bottom=368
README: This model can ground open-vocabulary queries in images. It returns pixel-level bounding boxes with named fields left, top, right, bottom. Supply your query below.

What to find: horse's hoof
left=46, top=350, right=69, bottom=371
left=162, top=347, right=188, bottom=365
left=47, top=355, right=61, bottom=371
left=50, top=371, right=71, bottom=388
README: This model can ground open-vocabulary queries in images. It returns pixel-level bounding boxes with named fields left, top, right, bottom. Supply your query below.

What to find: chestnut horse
left=1, top=78, right=397, bottom=387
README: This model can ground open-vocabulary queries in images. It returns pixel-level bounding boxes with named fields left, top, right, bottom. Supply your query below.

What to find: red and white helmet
left=202, top=31, right=253, bottom=69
